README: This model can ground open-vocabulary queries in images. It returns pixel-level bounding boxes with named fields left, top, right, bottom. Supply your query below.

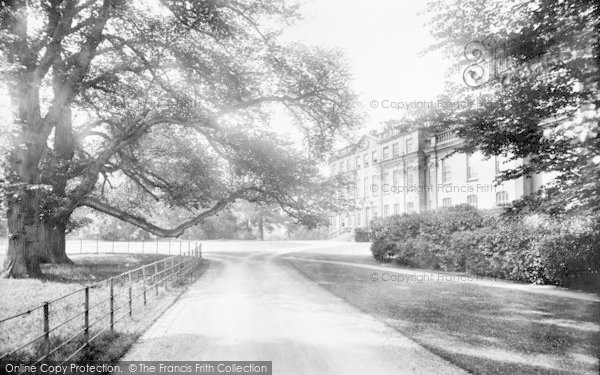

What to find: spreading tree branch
left=82, top=197, right=229, bottom=237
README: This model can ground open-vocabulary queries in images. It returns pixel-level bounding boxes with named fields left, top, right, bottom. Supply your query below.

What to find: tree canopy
left=0, top=0, right=360, bottom=277
left=423, top=0, right=599, bottom=213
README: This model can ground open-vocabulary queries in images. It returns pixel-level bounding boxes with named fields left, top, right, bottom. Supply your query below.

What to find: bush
left=370, top=204, right=484, bottom=264
left=448, top=222, right=539, bottom=280
left=353, top=227, right=370, bottom=242
left=532, top=217, right=600, bottom=286
left=370, top=207, right=600, bottom=287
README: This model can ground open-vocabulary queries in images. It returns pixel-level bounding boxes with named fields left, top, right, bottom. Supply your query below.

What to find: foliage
left=282, top=225, right=329, bottom=240
left=352, top=227, right=369, bottom=242
left=0, top=0, right=361, bottom=275
left=370, top=206, right=600, bottom=286
left=423, top=0, right=600, bottom=212
left=369, top=204, right=484, bottom=261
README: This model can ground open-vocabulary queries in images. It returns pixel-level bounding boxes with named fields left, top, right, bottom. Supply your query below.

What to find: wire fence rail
left=0, top=238, right=202, bottom=259
left=0, top=245, right=203, bottom=364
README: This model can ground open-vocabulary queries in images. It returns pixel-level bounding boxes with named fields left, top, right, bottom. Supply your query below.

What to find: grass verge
left=0, top=254, right=209, bottom=365
left=281, top=254, right=600, bottom=375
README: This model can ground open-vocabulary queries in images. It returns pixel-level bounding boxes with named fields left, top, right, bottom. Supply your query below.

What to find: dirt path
left=121, top=249, right=468, bottom=374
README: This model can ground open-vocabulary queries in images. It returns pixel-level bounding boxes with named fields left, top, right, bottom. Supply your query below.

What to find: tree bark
left=2, top=176, right=43, bottom=278
left=38, top=222, right=72, bottom=264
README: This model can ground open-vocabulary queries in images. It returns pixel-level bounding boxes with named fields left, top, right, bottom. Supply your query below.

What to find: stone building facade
left=328, top=127, right=552, bottom=238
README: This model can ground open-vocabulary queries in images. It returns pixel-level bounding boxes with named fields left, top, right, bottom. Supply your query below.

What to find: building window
left=339, top=161, right=343, bottom=172
left=383, top=146, right=389, bottom=160
left=365, top=207, right=370, bottom=224
left=407, top=167, right=415, bottom=188
left=393, top=170, right=400, bottom=186
left=428, top=200, right=432, bottom=210
left=356, top=156, right=361, bottom=169
left=407, top=202, right=415, bottom=213
left=467, top=194, right=478, bottom=207
left=384, top=205, right=389, bottom=216
left=347, top=159, right=352, bottom=171
left=364, top=154, right=369, bottom=167
left=393, top=204, right=400, bottom=215
left=372, top=150, right=378, bottom=163
left=406, top=138, right=413, bottom=153
left=442, top=159, right=451, bottom=183
left=467, top=154, right=477, bottom=180
left=363, top=177, right=368, bottom=198
left=496, top=191, right=509, bottom=205
left=442, top=197, right=452, bottom=207
left=392, top=143, right=399, bottom=156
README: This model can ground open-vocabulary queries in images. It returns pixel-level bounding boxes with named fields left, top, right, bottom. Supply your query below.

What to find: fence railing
left=0, top=246, right=202, bottom=364
left=0, top=238, right=203, bottom=258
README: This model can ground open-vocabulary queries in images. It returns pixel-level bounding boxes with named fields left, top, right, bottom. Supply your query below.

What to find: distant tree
left=0, top=1, right=360, bottom=277
left=233, top=201, right=288, bottom=240
left=424, top=0, right=599, bottom=213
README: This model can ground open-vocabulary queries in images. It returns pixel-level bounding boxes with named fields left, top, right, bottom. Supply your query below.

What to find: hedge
left=370, top=204, right=486, bottom=262
left=369, top=207, right=600, bottom=286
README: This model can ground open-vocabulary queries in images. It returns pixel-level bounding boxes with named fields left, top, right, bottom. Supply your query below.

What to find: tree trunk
left=258, top=212, right=264, bottom=241
left=38, top=221, right=72, bottom=264
left=2, top=193, right=42, bottom=278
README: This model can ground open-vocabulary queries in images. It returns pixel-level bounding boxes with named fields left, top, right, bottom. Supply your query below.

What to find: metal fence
left=0, top=238, right=202, bottom=263
left=0, top=245, right=202, bottom=364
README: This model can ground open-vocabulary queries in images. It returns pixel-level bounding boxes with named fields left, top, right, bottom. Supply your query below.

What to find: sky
left=0, top=0, right=455, bottom=147
left=276, top=0, right=453, bottom=141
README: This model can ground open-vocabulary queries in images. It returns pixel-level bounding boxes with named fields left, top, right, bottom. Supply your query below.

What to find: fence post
left=188, top=240, right=190, bottom=255
left=84, top=287, right=89, bottom=343
left=128, top=270, right=132, bottom=284
left=168, top=239, right=171, bottom=255
left=43, top=302, right=50, bottom=357
left=179, top=240, right=182, bottom=255
left=128, top=286, right=132, bottom=317
left=110, top=279, right=114, bottom=331
left=142, top=267, right=147, bottom=306
left=199, top=243, right=202, bottom=258
left=163, top=259, right=168, bottom=290
left=154, top=262, right=159, bottom=296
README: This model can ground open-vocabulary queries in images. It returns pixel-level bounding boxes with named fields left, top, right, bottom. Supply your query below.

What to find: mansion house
left=328, top=126, right=552, bottom=238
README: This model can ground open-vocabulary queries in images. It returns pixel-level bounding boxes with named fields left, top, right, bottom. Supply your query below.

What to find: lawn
left=0, top=253, right=209, bottom=362
left=281, top=253, right=600, bottom=375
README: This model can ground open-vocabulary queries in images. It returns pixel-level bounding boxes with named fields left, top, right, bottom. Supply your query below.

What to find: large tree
left=423, top=0, right=599, bottom=213
left=0, top=0, right=360, bottom=277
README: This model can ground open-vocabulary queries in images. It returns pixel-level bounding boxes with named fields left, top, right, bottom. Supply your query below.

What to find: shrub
left=532, top=217, right=600, bottom=286
left=449, top=222, right=540, bottom=280
left=353, top=227, right=370, bottom=242
left=370, top=206, right=600, bottom=287
left=370, top=204, right=484, bottom=264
